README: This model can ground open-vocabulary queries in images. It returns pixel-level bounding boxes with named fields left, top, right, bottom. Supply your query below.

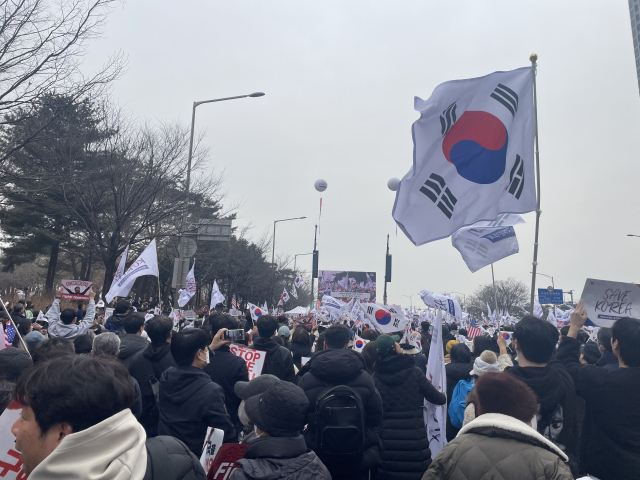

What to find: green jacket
left=422, top=413, right=573, bottom=480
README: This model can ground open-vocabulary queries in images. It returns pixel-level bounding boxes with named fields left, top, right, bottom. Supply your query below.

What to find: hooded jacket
left=289, top=342, right=312, bottom=370
left=421, top=413, right=573, bottom=480
left=29, top=409, right=147, bottom=480
left=374, top=354, right=446, bottom=480
left=119, top=334, right=149, bottom=369
left=556, top=336, right=640, bottom=480
left=158, top=365, right=235, bottom=456
left=230, top=436, right=331, bottom=480
left=297, top=348, right=383, bottom=473
left=505, top=363, right=578, bottom=474
left=46, top=298, right=96, bottom=338
left=594, top=349, right=619, bottom=371
left=105, top=313, right=128, bottom=333
left=129, top=342, right=177, bottom=435
left=444, top=361, right=473, bottom=441
left=250, top=337, right=295, bottom=383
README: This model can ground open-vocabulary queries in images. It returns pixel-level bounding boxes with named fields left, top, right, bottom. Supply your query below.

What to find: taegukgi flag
left=282, top=288, right=290, bottom=303
left=451, top=213, right=525, bottom=272
left=105, top=244, right=130, bottom=303
left=424, top=309, right=447, bottom=456
left=248, top=303, right=266, bottom=321
left=362, top=303, right=409, bottom=333
left=393, top=67, right=534, bottom=245
left=107, top=240, right=158, bottom=300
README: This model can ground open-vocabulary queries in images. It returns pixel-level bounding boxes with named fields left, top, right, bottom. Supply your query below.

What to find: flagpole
left=491, top=263, right=500, bottom=333
left=0, top=296, right=30, bottom=356
left=529, top=53, right=542, bottom=315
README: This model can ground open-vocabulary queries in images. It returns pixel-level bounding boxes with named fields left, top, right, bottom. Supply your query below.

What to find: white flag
left=263, top=301, right=269, bottom=314
left=178, top=260, right=196, bottom=308
left=534, top=298, right=543, bottom=317
left=294, top=272, right=304, bottom=288
left=291, top=283, right=298, bottom=299
left=420, top=289, right=462, bottom=319
left=424, top=309, right=447, bottom=456
left=209, top=281, right=225, bottom=310
left=487, top=302, right=493, bottom=321
left=322, top=295, right=345, bottom=312
left=547, top=308, right=557, bottom=327
left=362, top=303, right=409, bottom=333
left=105, top=245, right=130, bottom=303
left=248, top=303, right=267, bottom=321
left=351, top=335, right=370, bottom=352
left=393, top=67, right=534, bottom=246
left=108, top=240, right=158, bottom=300
left=282, top=288, right=290, bottom=303
left=451, top=213, right=524, bottom=272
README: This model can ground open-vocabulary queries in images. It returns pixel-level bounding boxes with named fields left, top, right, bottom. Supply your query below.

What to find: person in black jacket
left=105, top=299, right=132, bottom=334
left=505, top=315, right=579, bottom=476
left=594, top=327, right=619, bottom=371
left=297, top=324, right=383, bottom=480
left=204, top=314, right=249, bottom=436
left=289, top=326, right=312, bottom=370
left=373, top=334, right=446, bottom=480
left=129, top=315, right=177, bottom=437
left=557, top=303, right=640, bottom=480
left=445, top=343, right=473, bottom=441
left=118, top=313, right=149, bottom=369
left=250, top=315, right=295, bottom=383
left=158, top=328, right=235, bottom=456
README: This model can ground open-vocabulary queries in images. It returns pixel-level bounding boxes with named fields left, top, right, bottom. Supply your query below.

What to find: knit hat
left=445, top=339, right=459, bottom=355
left=278, top=326, right=290, bottom=337
left=0, top=348, right=32, bottom=382
left=234, top=374, right=280, bottom=400
left=24, top=331, right=46, bottom=352
left=375, top=334, right=401, bottom=357
left=469, top=350, right=501, bottom=376
left=244, top=381, right=309, bottom=437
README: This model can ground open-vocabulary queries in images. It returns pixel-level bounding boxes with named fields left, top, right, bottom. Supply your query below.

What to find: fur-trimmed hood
left=458, top=413, right=568, bottom=462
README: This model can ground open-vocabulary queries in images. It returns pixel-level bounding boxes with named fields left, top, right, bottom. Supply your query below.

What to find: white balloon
left=387, top=178, right=400, bottom=191
left=314, top=179, right=328, bottom=192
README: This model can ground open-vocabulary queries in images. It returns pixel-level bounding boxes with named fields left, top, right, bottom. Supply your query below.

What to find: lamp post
left=530, top=271, right=554, bottom=290
left=402, top=294, right=414, bottom=310
left=449, top=291, right=466, bottom=307
left=294, top=252, right=313, bottom=272
left=271, top=217, right=307, bottom=267
left=174, top=92, right=265, bottom=307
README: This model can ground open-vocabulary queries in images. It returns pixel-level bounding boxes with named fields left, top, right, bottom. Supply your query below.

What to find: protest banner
left=200, top=427, right=224, bottom=474
left=0, top=401, right=25, bottom=480
left=60, top=279, right=92, bottom=301
left=580, top=278, right=640, bottom=327
left=104, top=308, right=114, bottom=321
left=207, top=444, right=248, bottom=480
left=183, top=310, right=197, bottom=322
left=230, top=344, right=265, bottom=379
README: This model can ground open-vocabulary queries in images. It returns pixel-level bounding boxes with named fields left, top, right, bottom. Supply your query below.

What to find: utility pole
left=311, top=225, right=318, bottom=309
left=383, top=234, right=390, bottom=305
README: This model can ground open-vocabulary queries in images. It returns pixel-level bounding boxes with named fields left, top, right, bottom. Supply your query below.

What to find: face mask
left=238, top=402, right=251, bottom=427
left=205, top=349, right=210, bottom=364
left=254, top=425, right=266, bottom=438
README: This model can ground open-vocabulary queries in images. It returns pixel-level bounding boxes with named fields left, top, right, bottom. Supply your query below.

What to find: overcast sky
left=86, top=1, right=640, bottom=308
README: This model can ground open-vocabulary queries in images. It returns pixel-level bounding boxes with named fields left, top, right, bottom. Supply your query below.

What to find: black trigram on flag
left=439, top=102, right=457, bottom=136
left=464, top=239, right=488, bottom=258
left=419, top=173, right=457, bottom=219
left=490, top=83, right=518, bottom=117
left=507, top=155, right=525, bottom=199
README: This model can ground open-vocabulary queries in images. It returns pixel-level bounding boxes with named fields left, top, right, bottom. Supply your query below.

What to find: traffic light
left=385, top=254, right=392, bottom=282
left=312, top=250, right=319, bottom=278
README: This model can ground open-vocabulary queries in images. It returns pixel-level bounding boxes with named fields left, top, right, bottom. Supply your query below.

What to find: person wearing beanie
left=24, top=330, right=46, bottom=354
left=444, top=339, right=458, bottom=361
left=234, top=374, right=281, bottom=444
left=422, top=372, right=573, bottom=480
left=230, top=381, right=331, bottom=480
left=372, top=334, right=446, bottom=480
left=277, top=325, right=291, bottom=347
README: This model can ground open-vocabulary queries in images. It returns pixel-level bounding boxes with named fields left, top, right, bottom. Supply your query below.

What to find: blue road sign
left=538, top=288, right=564, bottom=304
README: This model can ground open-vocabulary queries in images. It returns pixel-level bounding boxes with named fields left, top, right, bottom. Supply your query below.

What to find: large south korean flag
left=393, top=67, right=535, bottom=245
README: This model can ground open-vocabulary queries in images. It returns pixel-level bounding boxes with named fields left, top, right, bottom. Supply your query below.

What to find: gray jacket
left=46, top=298, right=95, bottom=338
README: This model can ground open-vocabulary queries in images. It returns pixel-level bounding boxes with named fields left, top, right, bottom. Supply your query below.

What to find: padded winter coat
left=422, top=413, right=573, bottom=480
left=250, top=337, right=296, bottom=383
left=444, top=361, right=473, bottom=441
left=374, top=354, right=446, bottom=480
left=144, top=436, right=205, bottom=480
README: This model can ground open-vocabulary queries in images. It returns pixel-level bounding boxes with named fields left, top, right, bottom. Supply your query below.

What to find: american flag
left=467, top=318, right=483, bottom=339
left=231, top=295, right=237, bottom=309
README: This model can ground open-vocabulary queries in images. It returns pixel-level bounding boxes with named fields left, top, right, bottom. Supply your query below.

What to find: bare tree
left=467, top=277, right=528, bottom=318
left=0, top=0, right=124, bottom=163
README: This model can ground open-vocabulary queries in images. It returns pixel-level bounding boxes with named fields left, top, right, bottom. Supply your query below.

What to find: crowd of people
left=1, top=289, right=639, bottom=480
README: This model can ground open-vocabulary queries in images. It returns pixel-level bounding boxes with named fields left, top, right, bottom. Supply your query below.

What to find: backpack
left=144, top=436, right=205, bottom=480
left=314, top=384, right=365, bottom=465
left=449, top=378, right=474, bottom=429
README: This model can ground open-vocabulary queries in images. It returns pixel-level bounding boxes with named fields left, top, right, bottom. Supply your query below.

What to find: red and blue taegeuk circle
left=254, top=308, right=262, bottom=317
left=442, top=111, right=508, bottom=184
left=355, top=340, right=364, bottom=348
left=375, top=309, right=392, bottom=325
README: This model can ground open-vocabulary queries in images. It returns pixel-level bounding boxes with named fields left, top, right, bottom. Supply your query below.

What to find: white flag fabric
left=209, top=281, right=225, bottom=310
left=534, top=298, right=543, bottom=317
left=178, top=260, right=196, bottom=307
left=105, top=245, right=130, bottom=303
left=451, top=213, right=525, bottom=272
left=108, top=240, right=158, bottom=300
left=263, top=301, right=269, bottom=314
left=424, top=309, right=447, bottom=456
left=282, top=288, right=290, bottom=303
left=362, top=303, right=409, bottom=333
left=486, top=303, right=493, bottom=322
left=420, top=289, right=462, bottom=319
left=393, top=67, right=534, bottom=246
left=294, top=272, right=304, bottom=288
left=322, top=295, right=345, bottom=312
left=248, top=303, right=267, bottom=321
left=351, top=335, right=370, bottom=352
left=291, top=283, right=298, bottom=299
left=547, top=309, right=557, bottom=327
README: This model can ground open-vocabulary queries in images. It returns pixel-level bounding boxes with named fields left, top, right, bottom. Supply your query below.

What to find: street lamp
left=174, top=92, right=265, bottom=307
left=272, top=217, right=307, bottom=267
left=294, top=252, right=313, bottom=272
left=530, top=271, right=554, bottom=289
left=402, top=294, right=415, bottom=309
left=449, top=291, right=466, bottom=303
